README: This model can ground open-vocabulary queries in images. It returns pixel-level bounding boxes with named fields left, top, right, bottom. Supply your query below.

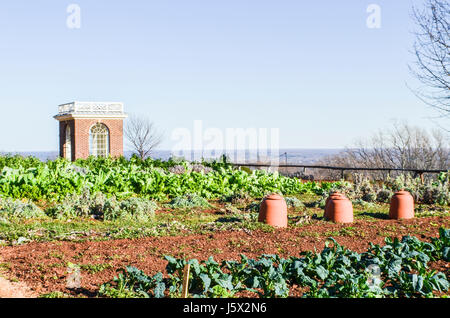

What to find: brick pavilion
left=54, top=101, right=127, bottom=161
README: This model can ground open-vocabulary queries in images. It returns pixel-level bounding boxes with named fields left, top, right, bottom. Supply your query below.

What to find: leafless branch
left=124, top=114, right=164, bottom=159
left=318, top=122, right=449, bottom=180
left=408, top=0, right=450, bottom=118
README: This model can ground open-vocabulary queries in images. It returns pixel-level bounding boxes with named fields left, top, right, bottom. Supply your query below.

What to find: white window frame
left=89, top=123, right=110, bottom=157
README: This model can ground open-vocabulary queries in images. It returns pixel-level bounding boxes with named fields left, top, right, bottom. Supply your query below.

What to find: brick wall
left=59, top=118, right=124, bottom=160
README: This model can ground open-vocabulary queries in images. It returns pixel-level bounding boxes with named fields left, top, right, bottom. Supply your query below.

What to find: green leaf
left=442, top=247, right=450, bottom=262
left=153, top=282, right=165, bottom=298
left=388, top=259, right=402, bottom=276
left=413, top=275, right=424, bottom=293
left=315, top=266, right=329, bottom=280
left=199, top=273, right=211, bottom=293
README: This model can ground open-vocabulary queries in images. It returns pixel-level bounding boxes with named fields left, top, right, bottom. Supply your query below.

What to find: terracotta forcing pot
left=389, top=190, right=414, bottom=220
left=327, top=196, right=353, bottom=223
left=258, top=194, right=288, bottom=228
left=324, top=192, right=344, bottom=220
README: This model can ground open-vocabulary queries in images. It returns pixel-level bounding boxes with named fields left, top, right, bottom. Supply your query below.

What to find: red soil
left=0, top=216, right=448, bottom=297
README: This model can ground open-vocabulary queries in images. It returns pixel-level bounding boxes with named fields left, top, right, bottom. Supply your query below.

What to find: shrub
left=168, top=193, right=211, bottom=209
left=245, top=201, right=261, bottom=212
left=47, top=189, right=102, bottom=219
left=353, top=175, right=376, bottom=202
left=422, top=183, right=449, bottom=205
left=387, top=174, right=449, bottom=205
left=239, top=166, right=253, bottom=174
left=115, top=197, right=158, bottom=221
left=361, top=192, right=377, bottom=203
left=168, top=165, right=187, bottom=175
left=168, top=163, right=212, bottom=175
left=191, top=164, right=213, bottom=174
left=47, top=189, right=158, bottom=221
left=376, top=189, right=393, bottom=203
left=0, top=197, right=46, bottom=219
left=328, top=173, right=449, bottom=205
left=284, top=196, right=305, bottom=209
left=222, top=191, right=252, bottom=205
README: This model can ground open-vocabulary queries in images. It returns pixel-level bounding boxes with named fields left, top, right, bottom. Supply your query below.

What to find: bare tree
left=409, top=0, right=450, bottom=119
left=125, top=114, right=164, bottom=159
left=318, top=122, right=449, bottom=180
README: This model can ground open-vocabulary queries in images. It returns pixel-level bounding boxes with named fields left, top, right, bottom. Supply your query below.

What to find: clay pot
left=327, top=196, right=353, bottom=223
left=258, top=194, right=288, bottom=228
left=389, top=190, right=414, bottom=220
left=324, top=192, right=344, bottom=220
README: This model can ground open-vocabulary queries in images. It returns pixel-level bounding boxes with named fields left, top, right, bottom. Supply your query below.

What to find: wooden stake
left=181, top=263, right=190, bottom=298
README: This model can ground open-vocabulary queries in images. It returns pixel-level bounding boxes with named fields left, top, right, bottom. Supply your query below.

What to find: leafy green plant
left=99, top=228, right=450, bottom=298
left=0, top=156, right=338, bottom=203
left=39, top=291, right=71, bottom=298
left=99, top=266, right=165, bottom=298
left=431, top=228, right=450, bottom=261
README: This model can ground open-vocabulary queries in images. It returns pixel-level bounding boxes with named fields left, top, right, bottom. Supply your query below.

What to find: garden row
left=0, top=155, right=336, bottom=202
left=0, top=155, right=448, bottom=206
left=98, top=228, right=450, bottom=298
left=0, top=189, right=316, bottom=222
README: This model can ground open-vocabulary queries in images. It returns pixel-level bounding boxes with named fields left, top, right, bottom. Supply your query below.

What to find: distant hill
left=0, top=149, right=343, bottom=164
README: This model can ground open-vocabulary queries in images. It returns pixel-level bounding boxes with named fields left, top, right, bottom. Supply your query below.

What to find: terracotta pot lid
left=395, top=190, right=411, bottom=195
left=264, top=194, right=284, bottom=200
left=332, top=196, right=349, bottom=200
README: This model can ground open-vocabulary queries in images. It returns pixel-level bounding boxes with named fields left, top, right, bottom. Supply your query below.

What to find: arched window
left=65, top=124, right=72, bottom=160
left=89, top=123, right=110, bottom=157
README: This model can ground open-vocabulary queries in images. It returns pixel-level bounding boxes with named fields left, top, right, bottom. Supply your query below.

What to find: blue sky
left=0, top=0, right=440, bottom=152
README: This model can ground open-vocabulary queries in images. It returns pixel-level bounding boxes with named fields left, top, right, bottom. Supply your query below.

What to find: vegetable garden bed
left=0, top=216, right=448, bottom=298
left=0, top=155, right=448, bottom=298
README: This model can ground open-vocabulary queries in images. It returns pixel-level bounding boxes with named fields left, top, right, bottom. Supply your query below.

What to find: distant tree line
left=317, top=122, right=449, bottom=180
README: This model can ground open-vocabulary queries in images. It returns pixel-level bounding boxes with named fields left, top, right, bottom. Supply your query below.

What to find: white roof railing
left=57, top=101, right=124, bottom=115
